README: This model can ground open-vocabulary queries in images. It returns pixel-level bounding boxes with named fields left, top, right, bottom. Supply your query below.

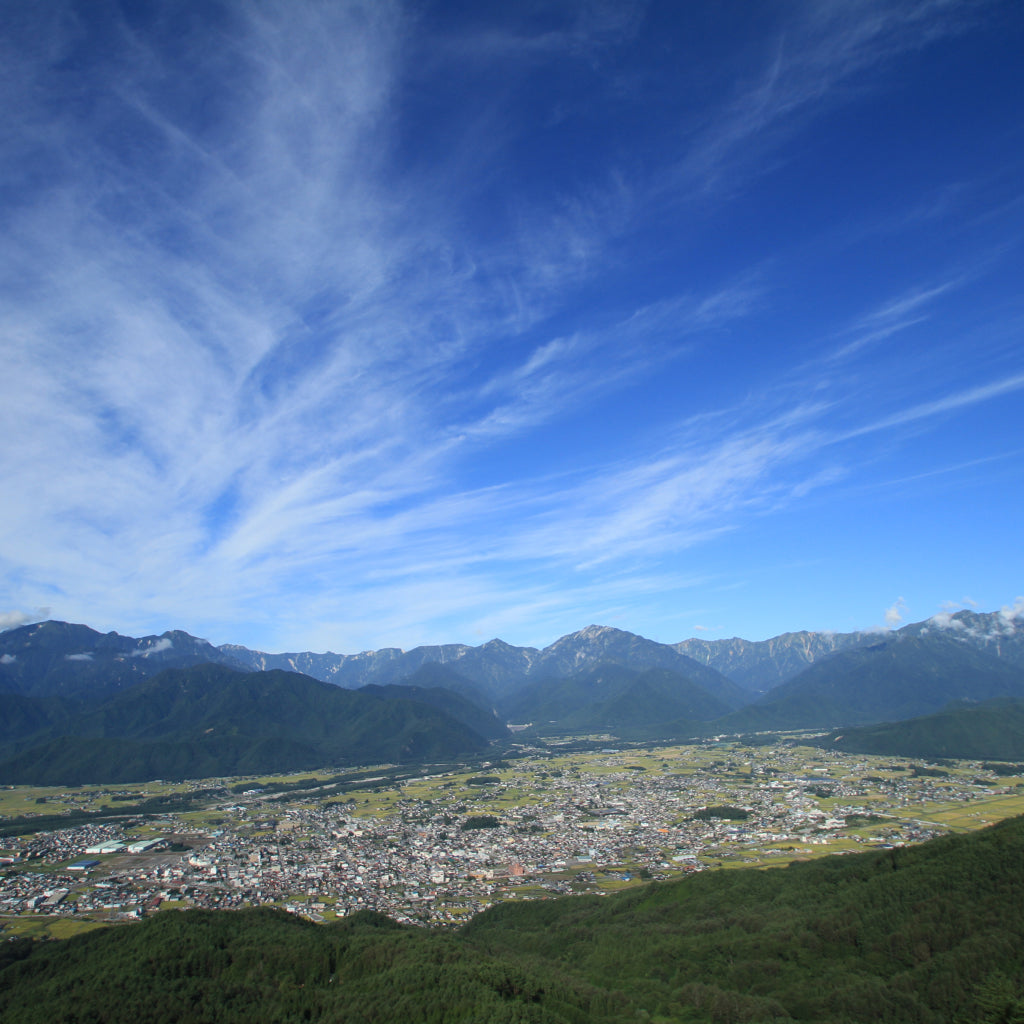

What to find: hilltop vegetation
left=3, top=815, right=1024, bottom=1022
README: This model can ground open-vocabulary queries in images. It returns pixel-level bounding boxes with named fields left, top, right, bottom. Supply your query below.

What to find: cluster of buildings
left=8, top=822, right=127, bottom=865
left=0, top=745, right=1012, bottom=928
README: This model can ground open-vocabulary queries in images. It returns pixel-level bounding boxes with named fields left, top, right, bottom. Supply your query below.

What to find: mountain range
left=221, top=607, right=1024, bottom=695
left=2, top=605, right=1023, bottom=781
left=219, top=622, right=743, bottom=699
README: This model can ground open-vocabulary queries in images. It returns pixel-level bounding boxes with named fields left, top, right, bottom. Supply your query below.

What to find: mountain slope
left=9, top=606, right=1022, bottom=709
left=676, top=605, right=1024, bottom=692
left=900, top=607, right=1024, bottom=667
left=390, top=661, right=494, bottom=707
left=0, top=665, right=492, bottom=785
left=530, top=625, right=745, bottom=702
left=501, top=662, right=737, bottom=736
left=220, top=636, right=540, bottom=697
left=676, top=629, right=876, bottom=692
left=814, top=697, right=1024, bottom=761
left=358, top=677, right=509, bottom=741
left=0, top=620, right=247, bottom=700
left=6, top=607, right=1024, bottom=750
left=714, top=633, right=1024, bottom=733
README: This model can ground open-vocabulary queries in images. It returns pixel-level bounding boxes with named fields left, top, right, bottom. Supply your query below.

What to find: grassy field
left=911, top=793, right=1024, bottom=830
left=0, top=915, right=109, bottom=940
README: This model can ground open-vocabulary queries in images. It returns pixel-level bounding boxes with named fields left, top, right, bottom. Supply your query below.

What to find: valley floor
left=2, top=737, right=1022, bottom=938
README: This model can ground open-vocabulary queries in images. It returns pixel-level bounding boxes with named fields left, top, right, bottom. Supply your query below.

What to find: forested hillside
left=3, top=815, right=1024, bottom=1022
left=0, top=665, right=491, bottom=785
left=816, top=697, right=1024, bottom=760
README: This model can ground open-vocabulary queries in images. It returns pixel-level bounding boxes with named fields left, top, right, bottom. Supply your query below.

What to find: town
left=3, top=739, right=1023, bottom=935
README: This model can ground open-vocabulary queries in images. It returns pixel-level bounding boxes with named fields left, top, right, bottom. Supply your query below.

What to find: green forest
left=4, top=814, right=1024, bottom=1022
left=0, top=666, right=491, bottom=785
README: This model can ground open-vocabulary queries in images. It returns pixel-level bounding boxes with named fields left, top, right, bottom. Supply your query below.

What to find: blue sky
left=1, top=0, right=1022, bottom=654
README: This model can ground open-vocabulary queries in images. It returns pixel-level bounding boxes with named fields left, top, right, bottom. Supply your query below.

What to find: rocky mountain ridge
left=219, top=623, right=737, bottom=698
left=218, top=607, right=1024, bottom=696
left=2, top=606, right=1024, bottom=778
left=3, top=607, right=1022, bottom=702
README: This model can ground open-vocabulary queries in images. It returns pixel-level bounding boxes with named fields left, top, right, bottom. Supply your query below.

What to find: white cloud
left=0, top=653, right=16, bottom=664
left=861, top=624, right=891, bottom=636
left=130, top=637, right=174, bottom=657
left=884, top=597, right=907, bottom=628
left=929, top=597, right=987, bottom=631
left=999, top=597, right=1024, bottom=624
left=0, top=610, right=49, bottom=631
left=65, top=652, right=94, bottom=661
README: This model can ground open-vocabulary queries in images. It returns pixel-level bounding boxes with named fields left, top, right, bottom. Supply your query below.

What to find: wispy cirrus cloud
left=1, top=1, right=1020, bottom=651
left=671, top=0, right=980, bottom=197
left=825, top=278, right=966, bottom=361
left=466, top=287, right=759, bottom=439
left=836, top=371, right=1024, bottom=442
